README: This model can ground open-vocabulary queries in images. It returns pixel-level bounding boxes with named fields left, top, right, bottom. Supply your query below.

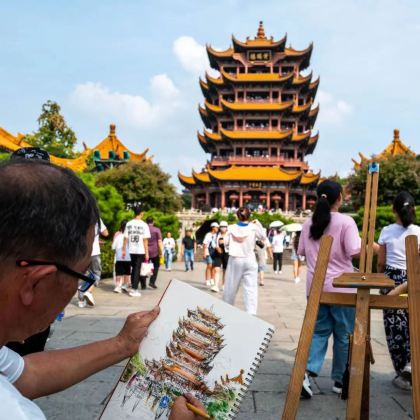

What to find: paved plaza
left=37, top=262, right=413, bottom=419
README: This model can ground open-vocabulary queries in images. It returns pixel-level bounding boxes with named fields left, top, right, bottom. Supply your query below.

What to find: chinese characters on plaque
left=247, top=50, right=271, bottom=63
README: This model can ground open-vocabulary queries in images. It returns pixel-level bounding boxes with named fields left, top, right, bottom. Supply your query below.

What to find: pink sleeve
left=297, top=225, right=307, bottom=256
left=343, top=218, right=361, bottom=257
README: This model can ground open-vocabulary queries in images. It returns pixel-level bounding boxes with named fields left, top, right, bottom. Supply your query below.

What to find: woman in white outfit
left=223, top=207, right=266, bottom=315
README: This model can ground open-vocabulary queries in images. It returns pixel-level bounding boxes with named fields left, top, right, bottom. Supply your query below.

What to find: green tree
left=347, top=155, right=419, bottom=209
left=77, top=172, right=132, bottom=234
left=144, top=209, right=181, bottom=239
left=0, top=151, right=10, bottom=161
left=25, top=100, right=78, bottom=158
left=96, top=160, right=182, bottom=212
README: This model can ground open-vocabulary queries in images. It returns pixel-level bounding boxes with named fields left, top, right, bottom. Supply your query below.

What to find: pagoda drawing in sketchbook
left=178, top=22, right=321, bottom=211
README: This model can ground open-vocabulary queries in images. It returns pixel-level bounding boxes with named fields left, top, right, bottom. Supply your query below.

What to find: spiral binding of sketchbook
left=228, top=327, right=275, bottom=418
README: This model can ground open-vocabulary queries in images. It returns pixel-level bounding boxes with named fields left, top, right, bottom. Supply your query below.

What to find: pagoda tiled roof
left=221, top=69, right=294, bottom=84
left=178, top=172, right=196, bottom=186
left=220, top=128, right=293, bottom=140
left=208, top=166, right=302, bottom=182
left=192, top=170, right=211, bottom=183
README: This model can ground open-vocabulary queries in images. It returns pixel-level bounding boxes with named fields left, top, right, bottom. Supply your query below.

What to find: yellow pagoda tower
left=179, top=22, right=320, bottom=211
left=352, top=129, right=416, bottom=170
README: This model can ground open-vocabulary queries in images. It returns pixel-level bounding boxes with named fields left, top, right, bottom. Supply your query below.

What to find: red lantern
left=272, top=194, right=281, bottom=201
left=229, top=194, right=239, bottom=201
left=243, top=194, right=252, bottom=201
left=259, top=194, right=267, bottom=200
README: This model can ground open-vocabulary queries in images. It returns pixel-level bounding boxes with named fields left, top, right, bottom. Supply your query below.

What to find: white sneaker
left=279, top=270, right=283, bottom=274
left=84, top=291, right=95, bottom=306
left=221, top=285, right=224, bottom=292
left=113, top=287, right=122, bottom=293
left=121, top=284, right=129, bottom=293
left=294, top=277, right=301, bottom=284
left=206, top=280, right=212, bottom=287
left=210, top=285, right=220, bottom=293
left=392, top=375, right=411, bottom=391
left=301, top=372, right=313, bottom=399
left=78, top=300, right=87, bottom=308
left=275, top=271, right=279, bottom=275
left=129, top=290, right=142, bottom=297
left=401, top=364, right=412, bottom=384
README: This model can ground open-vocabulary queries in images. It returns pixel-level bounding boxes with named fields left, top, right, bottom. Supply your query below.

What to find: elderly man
left=0, top=159, right=203, bottom=419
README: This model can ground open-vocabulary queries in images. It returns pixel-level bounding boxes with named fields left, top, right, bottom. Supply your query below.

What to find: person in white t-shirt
left=112, top=220, right=131, bottom=293
left=377, top=191, right=420, bottom=391
left=271, top=229, right=285, bottom=274
left=123, top=205, right=151, bottom=297
left=0, top=159, right=201, bottom=420
left=203, top=222, right=219, bottom=288
left=163, top=232, right=176, bottom=271
left=78, top=218, right=108, bottom=308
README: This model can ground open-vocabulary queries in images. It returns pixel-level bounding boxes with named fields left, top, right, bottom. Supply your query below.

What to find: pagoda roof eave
left=198, top=104, right=213, bottom=128
left=307, top=132, right=320, bottom=154
left=178, top=172, right=196, bottom=187
left=206, top=45, right=234, bottom=69
left=203, top=129, right=222, bottom=141
left=205, top=72, right=224, bottom=86
left=204, top=100, right=224, bottom=114
left=292, top=72, right=312, bottom=86
left=292, top=101, right=313, bottom=114
left=231, top=34, right=287, bottom=51
left=285, top=43, right=313, bottom=69
left=192, top=169, right=211, bottom=183
left=208, top=166, right=302, bottom=182
left=300, top=171, right=321, bottom=185
left=220, top=128, right=293, bottom=141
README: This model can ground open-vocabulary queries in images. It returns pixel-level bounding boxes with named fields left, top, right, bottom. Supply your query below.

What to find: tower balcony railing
left=210, top=155, right=309, bottom=168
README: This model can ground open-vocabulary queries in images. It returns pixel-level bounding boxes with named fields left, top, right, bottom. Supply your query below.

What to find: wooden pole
left=406, top=235, right=420, bottom=417
left=281, top=235, right=333, bottom=420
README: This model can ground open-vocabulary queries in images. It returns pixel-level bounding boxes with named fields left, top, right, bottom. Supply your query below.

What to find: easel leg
left=406, top=236, right=420, bottom=417
left=360, top=316, right=372, bottom=420
left=281, top=236, right=333, bottom=420
left=347, top=289, right=370, bottom=420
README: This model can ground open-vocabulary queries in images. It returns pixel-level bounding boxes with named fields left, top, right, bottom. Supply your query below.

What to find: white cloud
left=70, top=75, right=180, bottom=129
left=317, top=90, right=353, bottom=125
left=173, top=36, right=220, bottom=78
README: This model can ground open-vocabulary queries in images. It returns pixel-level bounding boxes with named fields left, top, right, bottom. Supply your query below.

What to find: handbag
left=140, top=261, right=154, bottom=277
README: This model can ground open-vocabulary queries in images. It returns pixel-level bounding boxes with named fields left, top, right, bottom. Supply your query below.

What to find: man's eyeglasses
left=16, top=260, right=96, bottom=292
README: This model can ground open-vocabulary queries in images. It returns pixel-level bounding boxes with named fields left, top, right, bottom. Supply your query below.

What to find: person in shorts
left=255, top=238, right=272, bottom=286
left=203, top=222, right=219, bottom=288
left=112, top=220, right=131, bottom=293
left=291, top=231, right=305, bottom=284
left=211, top=221, right=229, bottom=293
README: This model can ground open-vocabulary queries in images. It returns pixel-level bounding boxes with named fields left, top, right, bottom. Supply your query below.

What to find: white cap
left=210, top=222, right=219, bottom=228
left=219, top=221, right=228, bottom=227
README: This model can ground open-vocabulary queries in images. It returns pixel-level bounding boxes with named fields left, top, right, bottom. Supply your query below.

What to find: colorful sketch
left=119, top=306, right=243, bottom=420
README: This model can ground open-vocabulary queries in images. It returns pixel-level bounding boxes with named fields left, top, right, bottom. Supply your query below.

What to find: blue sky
left=1, top=0, right=419, bottom=188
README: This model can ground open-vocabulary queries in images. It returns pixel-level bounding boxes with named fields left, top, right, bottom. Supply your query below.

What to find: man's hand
left=169, top=395, right=208, bottom=420
left=117, top=307, right=160, bottom=357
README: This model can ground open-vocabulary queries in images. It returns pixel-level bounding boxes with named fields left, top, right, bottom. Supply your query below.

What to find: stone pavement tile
left=237, top=392, right=255, bottom=413
left=249, top=373, right=290, bottom=392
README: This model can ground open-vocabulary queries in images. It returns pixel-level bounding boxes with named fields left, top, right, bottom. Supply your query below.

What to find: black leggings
left=130, top=254, right=146, bottom=290
left=149, top=256, right=160, bottom=285
left=273, top=252, right=283, bottom=272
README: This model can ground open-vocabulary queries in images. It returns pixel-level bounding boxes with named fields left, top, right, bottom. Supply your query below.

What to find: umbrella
left=269, top=220, right=284, bottom=228
left=195, top=219, right=218, bottom=244
left=281, top=223, right=303, bottom=233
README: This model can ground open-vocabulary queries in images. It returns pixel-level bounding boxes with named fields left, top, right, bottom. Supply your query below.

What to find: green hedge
left=353, top=205, right=420, bottom=241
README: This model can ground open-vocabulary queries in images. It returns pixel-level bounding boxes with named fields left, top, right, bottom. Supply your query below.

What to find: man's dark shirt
left=182, top=237, right=195, bottom=250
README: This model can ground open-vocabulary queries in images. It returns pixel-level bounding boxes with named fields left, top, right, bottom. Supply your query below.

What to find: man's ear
left=19, top=265, right=58, bottom=306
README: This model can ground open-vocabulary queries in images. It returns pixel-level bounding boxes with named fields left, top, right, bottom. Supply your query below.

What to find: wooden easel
left=282, top=163, right=420, bottom=419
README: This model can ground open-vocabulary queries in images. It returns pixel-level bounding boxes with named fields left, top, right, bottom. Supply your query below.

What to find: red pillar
left=205, top=191, right=210, bottom=207
left=221, top=189, right=226, bottom=209
left=266, top=191, right=271, bottom=210
left=302, top=188, right=307, bottom=210
left=191, top=193, right=196, bottom=209
left=285, top=189, right=290, bottom=212
left=239, top=190, right=243, bottom=207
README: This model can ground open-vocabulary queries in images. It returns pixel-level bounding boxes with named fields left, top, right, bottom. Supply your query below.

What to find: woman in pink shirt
left=298, top=180, right=361, bottom=398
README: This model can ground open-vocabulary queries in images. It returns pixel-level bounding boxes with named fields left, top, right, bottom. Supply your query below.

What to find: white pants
left=223, top=256, right=258, bottom=315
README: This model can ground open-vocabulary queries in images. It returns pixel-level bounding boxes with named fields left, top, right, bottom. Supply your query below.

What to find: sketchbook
left=101, top=279, right=275, bottom=420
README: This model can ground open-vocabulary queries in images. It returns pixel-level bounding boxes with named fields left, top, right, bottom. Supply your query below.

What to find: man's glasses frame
left=16, top=260, right=95, bottom=292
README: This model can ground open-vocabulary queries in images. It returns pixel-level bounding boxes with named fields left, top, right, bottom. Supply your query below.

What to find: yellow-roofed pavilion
left=0, top=124, right=150, bottom=171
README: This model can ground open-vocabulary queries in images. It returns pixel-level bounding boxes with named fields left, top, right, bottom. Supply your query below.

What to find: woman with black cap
left=297, top=180, right=361, bottom=398
left=377, top=191, right=420, bottom=391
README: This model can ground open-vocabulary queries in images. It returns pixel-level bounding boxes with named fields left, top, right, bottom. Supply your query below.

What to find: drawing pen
left=186, top=402, right=212, bottom=419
